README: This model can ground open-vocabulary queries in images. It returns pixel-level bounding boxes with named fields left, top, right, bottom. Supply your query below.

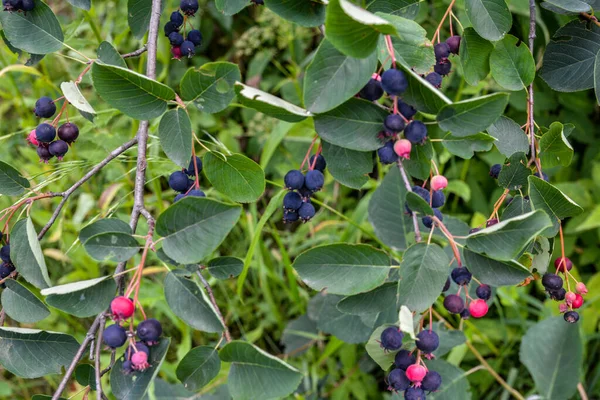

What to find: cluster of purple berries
left=2, top=0, right=34, bottom=12
left=169, top=156, right=206, bottom=202
left=164, top=1, right=202, bottom=60
left=103, top=296, right=163, bottom=373
left=542, top=259, right=586, bottom=323
left=29, top=96, right=79, bottom=162
left=424, top=36, right=461, bottom=88
left=442, top=272, right=491, bottom=319
left=406, top=175, right=448, bottom=229
left=0, top=239, right=14, bottom=288
left=380, top=327, right=442, bottom=399
left=282, top=155, right=326, bottom=223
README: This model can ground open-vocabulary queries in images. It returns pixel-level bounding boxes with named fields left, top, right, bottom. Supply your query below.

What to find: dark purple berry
left=446, top=35, right=461, bottom=54
left=404, top=386, right=426, bottom=400
left=170, top=11, right=184, bottom=27
left=122, top=360, right=133, bottom=374
left=431, top=190, right=445, bottom=208
left=180, top=0, right=199, bottom=15
left=34, top=96, right=56, bottom=118
left=404, top=121, right=428, bottom=144
left=21, top=0, right=34, bottom=10
left=359, top=78, right=384, bottom=101
left=180, top=40, right=195, bottom=57
left=174, top=193, right=185, bottom=202
left=387, top=368, right=410, bottom=391
left=434, top=60, right=452, bottom=76
left=380, top=327, right=403, bottom=351
left=187, top=30, right=202, bottom=46
left=469, top=227, right=481, bottom=234
left=486, top=218, right=498, bottom=227
left=0, top=245, right=10, bottom=264
left=298, top=202, right=316, bottom=222
left=309, top=154, right=327, bottom=172
left=37, top=145, right=54, bottom=163
left=378, top=141, right=398, bottom=165
left=137, top=318, right=162, bottom=345
left=169, top=32, right=184, bottom=46
left=443, top=294, right=465, bottom=314
left=451, top=267, right=472, bottom=286
left=35, top=123, right=56, bottom=143
left=283, top=191, right=303, bottom=211
left=164, top=21, right=179, bottom=37
left=460, top=308, right=470, bottom=319
left=411, top=186, right=431, bottom=204
left=476, top=284, right=492, bottom=300
left=57, top=122, right=79, bottom=143
left=394, top=349, right=416, bottom=370
left=187, top=189, right=205, bottom=197
left=422, top=370, right=442, bottom=392
left=398, top=100, right=416, bottom=119
left=425, top=72, right=442, bottom=88
left=184, top=156, right=203, bottom=176
left=542, top=273, right=563, bottom=291
left=549, top=287, right=566, bottom=301
left=304, top=170, right=324, bottom=192
left=103, top=324, right=127, bottom=348
left=489, top=164, right=501, bottom=179
left=49, top=140, right=69, bottom=159
left=169, top=171, right=190, bottom=193
left=434, top=42, right=450, bottom=61
left=283, top=210, right=299, bottom=223
left=422, top=208, right=443, bottom=229
left=534, top=171, right=549, bottom=181
left=384, top=114, right=405, bottom=133
left=381, top=69, right=408, bottom=95
left=284, top=170, right=304, bottom=190
left=564, top=311, right=579, bottom=323
left=416, top=330, right=439, bottom=353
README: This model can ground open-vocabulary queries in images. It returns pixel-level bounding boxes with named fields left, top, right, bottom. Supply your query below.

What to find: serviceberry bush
left=0, top=0, right=598, bottom=399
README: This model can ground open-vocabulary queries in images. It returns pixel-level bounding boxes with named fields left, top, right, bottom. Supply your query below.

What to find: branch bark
left=396, top=160, right=422, bottom=242
left=122, top=45, right=148, bottom=59
left=527, top=0, right=542, bottom=174
left=196, top=270, right=232, bottom=343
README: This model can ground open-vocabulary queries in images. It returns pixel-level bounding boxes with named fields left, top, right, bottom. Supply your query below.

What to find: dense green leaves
left=0, top=1, right=63, bottom=54
left=0, top=328, right=79, bottom=378
left=304, top=39, right=377, bottom=114
left=91, top=62, right=176, bottom=120
left=158, top=108, right=192, bottom=169
left=463, top=248, right=531, bottom=286
left=321, top=141, right=373, bottom=189
left=498, top=152, right=530, bottom=190
left=314, top=98, right=388, bottom=151
left=292, top=244, right=390, bottom=295
left=397, top=243, right=450, bottom=313
left=164, top=271, right=224, bottom=333
left=79, top=218, right=131, bottom=244
left=542, top=0, right=591, bottom=12
left=539, top=122, right=574, bottom=168
left=367, top=0, right=420, bottom=18
left=520, top=317, right=582, bottom=400
left=489, top=35, right=535, bottom=91
left=235, top=83, right=312, bottom=122
left=1, top=280, right=49, bottom=323
left=220, top=341, right=302, bottom=400
left=180, top=62, right=241, bottom=114
left=459, top=28, right=493, bottom=86
left=41, top=277, right=116, bottom=318
left=156, top=197, right=241, bottom=264
left=442, top=133, right=495, bottom=159
left=264, top=0, right=326, bottom=27
left=465, top=0, right=512, bottom=41
left=203, top=152, right=265, bottom=203
left=0, top=161, right=30, bottom=196
left=437, top=93, right=509, bottom=137
left=12, top=218, right=51, bottom=289
left=528, top=176, right=583, bottom=236
left=400, top=66, right=452, bottom=114
left=486, top=116, right=529, bottom=157
left=127, top=0, right=152, bottom=39
left=176, top=346, right=221, bottom=391
left=325, top=0, right=396, bottom=58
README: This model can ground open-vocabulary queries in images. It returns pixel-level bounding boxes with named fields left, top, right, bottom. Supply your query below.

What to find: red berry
left=406, top=364, right=427, bottom=384
left=111, top=296, right=135, bottom=320
left=171, top=46, right=182, bottom=59
left=572, top=293, right=583, bottom=309
left=554, top=257, right=572, bottom=273
left=27, top=129, right=39, bottom=146
left=469, top=299, right=488, bottom=318
left=430, top=175, right=448, bottom=191
left=393, top=139, right=412, bottom=159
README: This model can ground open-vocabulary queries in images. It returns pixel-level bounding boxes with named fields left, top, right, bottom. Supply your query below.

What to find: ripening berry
left=170, top=11, right=184, bottom=27
left=565, top=291, right=576, bottom=305
left=36, top=123, right=56, bottom=143
left=131, top=351, right=150, bottom=371
left=48, top=140, right=69, bottom=160
left=406, top=364, right=427, bottom=383
left=398, top=100, right=417, bottom=119
left=309, top=154, right=327, bottom=172
left=171, top=46, right=183, bottom=59
left=187, top=30, right=203, bottom=46
left=103, top=324, right=127, bottom=348
left=564, top=311, right=579, bottom=323
left=169, top=171, right=190, bottom=193
left=446, top=35, right=461, bottom=54
left=37, top=145, right=54, bottom=163
left=284, top=170, right=304, bottom=190
left=381, top=68, right=408, bottom=95
left=184, top=156, right=203, bottom=176
left=283, top=191, right=303, bottom=211
left=111, top=296, right=135, bottom=320
left=430, top=175, right=448, bottom=191
left=542, top=273, right=563, bottom=291
left=476, top=284, right=492, bottom=300
left=126, top=341, right=150, bottom=359
left=431, top=190, right=445, bottom=208
left=443, top=294, right=465, bottom=314
left=180, top=40, right=195, bottom=57
left=489, top=164, right=501, bottom=179
left=27, top=129, right=39, bottom=146
left=434, top=60, right=451, bottom=76
left=416, top=330, right=439, bottom=354
left=422, top=208, right=443, bottom=229
left=425, top=72, right=442, bottom=88
left=554, top=257, right=573, bottom=273
left=169, top=32, right=184, bottom=46
left=404, top=387, right=426, bottom=400
left=404, top=121, right=428, bottom=144
left=384, top=114, right=405, bottom=133
left=137, top=318, right=162, bottom=345
left=122, top=360, right=133, bottom=374
left=380, top=327, right=403, bottom=351
left=180, top=0, right=199, bottom=15
left=572, top=293, right=583, bottom=309
left=304, top=170, right=324, bottom=192
left=394, top=349, right=416, bottom=370
left=451, top=267, right=472, bottom=286
left=576, top=282, right=588, bottom=295
left=298, top=202, right=316, bottom=222
left=34, top=96, right=56, bottom=118
left=434, top=42, right=450, bottom=61
left=421, top=370, right=442, bottom=392
left=387, top=368, right=410, bottom=391
left=469, top=299, right=489, bottom=318
left=57, top=122, right=79, bottom=143
left=359, top=78, right=384, bottom=101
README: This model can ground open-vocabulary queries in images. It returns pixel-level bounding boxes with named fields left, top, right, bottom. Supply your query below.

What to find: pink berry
left=131, top=351, right=149, bottom=370
left=554, top=257, right=572, bottom=273
left=565, top=291, right=576, bottom=306
left=27, top=129, right=39, bottom=146
left=372, top=73, right=381, bottom=81
left=576, top=282, right=588, bottom=295
left=430, top=175, right=448, bottom=191
left=468, top=299, right=488, bottom=318
left=559, top=303, right=568, bottom=313
left=111, top=296, right=135, bottom=320
left=406, top=364, right=427, bottom=384
left=171, top=46, right=182, bottom=59
left=393, top=139, right=412, bottom=159
left=572, top=293, right=583, bottom=309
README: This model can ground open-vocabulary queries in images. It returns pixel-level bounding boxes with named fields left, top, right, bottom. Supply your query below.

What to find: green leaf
left=463, top=248, right=531, bottom=286
left=465, top=0, right=512, bottom=41
left=466, top=210, right=552, bottom=261
left=405, top=192, right=433, bottom=215
left=486, top=116, right=529, bottom=157
left=220, top=341, right=302, bottom=400
left=12, top=218, right=51, bottom=289
left=0, top=328, right=79, bottom=378
left=79, top=218, right=131, bottom=244
left=293, top=244, right=390, bottom=295
left=595, top=52, right=600, bottom=105
left=426, top=359, right=472, bottom=400
left=156, top=197, right=241, bottom=264
left=399, top=305, right=416, bottom=339
left=321, top=140, right=373, bottom=189
left=365, top=325, right=398, bottom=370
left=399, top=65, right=452, bottom=114
left=528, top=176, right=583, bottom=236
left=431, top=322, right=466, bottom=358
left=531, top=236, right=553, bottom=274
left=234, top=83, right=312, bottom=122
left=203, top=153, right=265, bottom=203
left=459, top=28, right=493, bottom=86
left=540, top=20, right=600, bottom=92
left=542, top=0, right=591, bottom=12
left=520, top=317, right=582, bottom=400
left=180, top=62, right=241, bottom=114
left=368, top=167, right=413, bottom=251
left=158, top=108, right=192, bottom=169
left=83, top=232, right=139, bottom=263
left=97, top=41, right=127, bottom=68
left=60, top=81, right=96, bottom=119
left=404, top=140, right=433, bottom=180
left=1, top=280, right=49, bottom=323
left=127, top=0, right=152, bottom=39
left=304, top=39, right=377, bottom=114
left=66, top=0, right=91, bottom=10
left=442, top=133, right=495, bottom=159
left=325, top=0, right=396, bottom=58
left=397, top=243, right=450, bottom=313
left=437, top=93, right=509, bottom=137
left=502, top=195, right=532, bottom=220
left=366, top=0, right=420, bottom=19
left=41, top=277, right=116, bottom=318
left=282, top=315, right=318, bottom=356
left=0, top=1, right=63, bottom=54
left=539, top=122, right=574, bottom=168
left=215, top=0, right=248, bottom=15
left=490, top=35, right=536, bottom=91
left=264, top=0, right=326, bottom=27
left=91, top=62, right=176, bottom=120
left=75, top=364, right=96, bottom=391
left=314, top=98, right=388, bottom=151
left=337, top=282, right=397, bottom=315
left=207, top=256, right=244, bottom=279
left=164, top=271, right=224, bottom=333
left=0, top=160, right=30, bottom=196
left=310, top=294, right=375, bottom=343
left=110, top=338, right=170, bottom=400
left=498, top=152, right=530, bottom=191
left=176, top=346, right=221, bottom=392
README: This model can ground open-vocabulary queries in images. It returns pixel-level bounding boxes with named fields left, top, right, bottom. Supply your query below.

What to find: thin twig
left=580, top=12, right=600, bottom=27
left=397, top=160, right=422, bottom=242
left=0, top=308, right=5, bottom=326
left=95, top=316, right=105, bottom=400
left=196, top=270, right=232, bottom=343
left=122, top=45, right=148, bottom=59
left=527, top=0, right=542, bottom=174
left=577, top=382, right=589, bottom=400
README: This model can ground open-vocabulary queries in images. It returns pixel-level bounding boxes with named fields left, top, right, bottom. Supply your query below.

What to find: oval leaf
left=12, top=218, right=51, bottom=289
left=235, top=82, right=312, bottom=122
left=83, top=232, right=139, bottom=263
left=158, top=108, right=192, bottom=168
left=490, top=34, right=535, bottom=91
left=61, top=81, right=96, bottom=118
left=1, top=280, right=50, bottom=323
left=207, top=256, right=244, bottom=279
left=486, top=116, right=529, bottom=157
left=465, top=0, right=512, bottom=41
left=528, top=176, right=583, bottom=236
left=459, top=28, right=494, bottom=86
left=176, top=346, right=221, bottom=391
left=0, top=160, right=30, bottom=196
left=180, top=62, right=241, bottom=114
left=463, top=248, right=530, bottom=286
left=203, top=153, right=265, bottom=203
left=321, top=140, right=373, bottom=189
left=265, top=0, right=325, bottom=27
left=128, top=0, right=152, bottom=39
left=41, top=277, right=116, bottom=318
left=437, top=93, right=509, bottom=137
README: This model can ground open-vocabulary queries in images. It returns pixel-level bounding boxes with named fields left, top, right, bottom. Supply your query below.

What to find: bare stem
left=122, top=45, right=148, bottom=59
left=397, top=160, right=422, bottom=242
left=95, top=316, right=106, bottom=400
left=527, top=0, right=542, bottom=174
left=196, top=270, right=232, bottom=343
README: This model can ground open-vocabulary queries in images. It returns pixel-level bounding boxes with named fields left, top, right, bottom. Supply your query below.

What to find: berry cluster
left=407, top=174, right=448, bottom=229
left=282, top=154, right=326, bottom=223
left=168, top=156, right=206, bottom=202
left=542, top=258, right=587, bottom=323
left=165, top=1, right=202, bottom=60
left=424, top=36, right=460, bottom=88
left=0, top=241, right=14, bottom=287
left=380, top=327, right=442, bottom=399
left=103, top=296, right=163, bottom=373
left=30, top=96, right=80, bottom=162
left=2, top=0, right=35, bottom=12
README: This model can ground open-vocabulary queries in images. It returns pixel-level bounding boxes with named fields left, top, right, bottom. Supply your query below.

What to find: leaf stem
left=196, top=269, right=232, bottom=343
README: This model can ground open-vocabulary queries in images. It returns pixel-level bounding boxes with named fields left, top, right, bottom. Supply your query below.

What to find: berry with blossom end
left=404, top=387, right=426, bottom=400
left=34, top=96, right=56, bottom=118
left=103, top=324, right=127, bottom=348
left=406, top=364, right=427, bottom=384
left=37, top=145, right=54, bottom=163
left=283, top=192, right=302, bottom=212
left=443, top=294, right=465, bottom=314
left=387, top=368, right=410, bottom=391
left=434, top=42, right=450, bottom=61
left=284, top=170, right=304, bottom=190
left=576, top=282, right=588, bottom=295
left=564, top=311, right=579, bottom=323
left=171, top=46, right=182, bottom=59
left=431, top=190, right=445, bottom=208
left=380, top=327, right=403, bottom=351
left=137, top=318, right=162, bottom=345
left=421, top=370, right=442, bottom=392
left=425, top=72, right=442, bottom=88
left=384, top=114, right=406, bottom=133
left=111, top=296, right=135, bottom=320
left=298, top=202, right=316, bottom=222
left=57, top=122, right=79, bottom=143
left=434, top=60, right=451, bottom=76
left=554, top=257, right=573, bottom=273
left=430, top=175, right=448, bottom=191
left=572, top=293, right=583, bottom=309
left=180, top=0, right=199, bottom=16
left=131, top=351, right=150, bottom=371
left=542, top=273, right=563, bottom=291
left=188, top=30, right=203, bottom=46
left=170, top=11, right=184, bottom=28
left=451, top=267, right=472, bottom=286
left=565, top=291, right=576, bottom=305
left=476, top=284, right=492, bottom=300
left=394, top=349, right=416, bottom=370
left=460, top=308, right=470, bottom=319
left=378, top=141, right=398, bottom=164
left=486, top=218, right=498, bottom=227
left=446, top=35, right=461, bottom=54
left=126, top=341, right=150, bottom=360
left=404, top=121, right=428, bottom=144
left=27, top=129, right=39, bottom=146
left=469, top=299, right=489, bottom=318
left=305, top=170, right=324, bottom=192
left=180, top=40, right=195, bottom=57
left=549, top=288, right=566, bottom=301
left=393, top=139, right=412, bottom=159
left=416, top=330, right=439, bottom=354
left=49, top=140, right=69, bottom=160
left=36, top=123, right=56, bottom=143
left=169, top=32, right=184, bottom=46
